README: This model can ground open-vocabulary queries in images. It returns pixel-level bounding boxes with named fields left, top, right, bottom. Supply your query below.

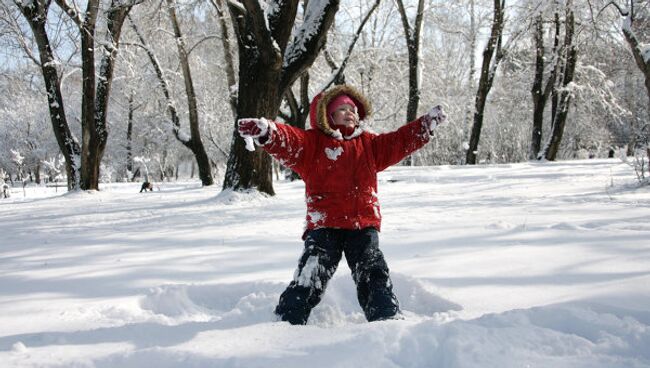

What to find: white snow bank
left=139, top=273, right=460, bottom=328
left=1, top=159, right=649, bottom=367
left=4, top=302, right=647, bottom=368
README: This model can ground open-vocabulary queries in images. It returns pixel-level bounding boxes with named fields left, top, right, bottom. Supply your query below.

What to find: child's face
left=331, top=103, right=359, bottom=129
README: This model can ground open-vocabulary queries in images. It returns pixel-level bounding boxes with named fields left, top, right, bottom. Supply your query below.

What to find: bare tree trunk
left=222, top=0, right=339, bottom=195
left=210, top=0, right=238, bottom=119
left=530, top=11, right=560, bottom=160
left=76, top=0, right=101, bottom=190
left=396, top=0, right=425, bottom=125
left=465, top=0, right=477, bottom=147
left=34, top=163, right=41, bottom=184
left=542, top=3, right=577, bottom=161
left=538, top=8, right=564, bottom=129
left=165, top=0, right=214, bottom=186
left=530, top=14, right=545, bottom=159
left=466, top=0, right=506, bottom=165
left=126, top=92, right=135, bottom=177
left=93, top=2, right=131, bottom=183
left=396, top=0, right=425, bottom=166
left=54, top=0, right=138, bottom=190
left=15, top=0, right=81, bottom=190
left=619, top=2, right=650, bottom=108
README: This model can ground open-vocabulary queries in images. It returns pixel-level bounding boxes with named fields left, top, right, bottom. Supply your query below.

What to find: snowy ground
left=1, top=159, right=649, bottom=368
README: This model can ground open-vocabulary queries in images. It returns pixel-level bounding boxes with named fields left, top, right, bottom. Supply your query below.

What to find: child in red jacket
left=238, top=85, right=446, bottom=324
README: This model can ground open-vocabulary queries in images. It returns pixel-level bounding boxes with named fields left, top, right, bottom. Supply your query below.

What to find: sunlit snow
left=1, top=159, right=649, bottom=367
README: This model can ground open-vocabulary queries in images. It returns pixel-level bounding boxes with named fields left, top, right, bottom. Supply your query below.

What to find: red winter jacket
left=261, top=85, right=430, bottom=237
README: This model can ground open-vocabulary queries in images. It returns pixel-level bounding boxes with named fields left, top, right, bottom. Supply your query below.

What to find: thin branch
left=187, top=34, right=221, bottom=56
left=319, top=0, right=380, bottom=92
left=598, top=0, right=628, bottom=18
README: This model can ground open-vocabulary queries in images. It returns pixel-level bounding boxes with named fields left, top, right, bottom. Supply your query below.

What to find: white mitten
left=422, top=105, right=447, bottom=132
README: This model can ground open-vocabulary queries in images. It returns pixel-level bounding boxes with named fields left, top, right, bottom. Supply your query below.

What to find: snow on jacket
left=261, top=85, right=431, bottom=238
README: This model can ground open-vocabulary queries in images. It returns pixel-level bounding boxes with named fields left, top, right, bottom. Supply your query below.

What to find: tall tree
left=466, top=0, right=506, bottom=164
left=223, top=0, right=339, bottom=195
left=602, top=0, right=649, bottom=171
left=164, top=0, right=214, bottom=186
left=395, top=0, right=425, bottom=127
left=128, top=6, right=214, bottom=187
left=210, top=0, right=238, bottom=120
left=56, top=0, right=139, bottom=189
left=13, top=0, right=81, bottom=190
left=396, top=0, right=425, bottom=166
left=14, top=0, right=140, bottom=190
left=529, top=9, right=560, bottom=159
left=540, top=1, right=577, bottom=161
left=605, top=0, right=649, bottom=107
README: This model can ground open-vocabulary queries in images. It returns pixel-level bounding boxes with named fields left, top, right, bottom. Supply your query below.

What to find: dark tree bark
left=58, top=0, right=100, bottom=189
left=395, top=0, right=424, bottom=166
left=529, top=12, right=560, bottom=159
left=222, top=0, right=339, bottom=195
left=126, top=92, right=135, bottom=176
left=466, top=0, right=506, bottom=165
left=530, top=14, right=545, bottom=159
left=15, top=0, right=81, bottom=190
left=542, top=4, right=577, bottom=161
left=550, top=12, right=561, bottom=129
left=165, top=0, right=214, bottom=186
left=210, top=0, right=238, bottom=120
left=396, top=0, right=425, bottom=125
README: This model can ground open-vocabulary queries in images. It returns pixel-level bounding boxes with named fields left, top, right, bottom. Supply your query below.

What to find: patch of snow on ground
left=1, top=159, right=649, bottom=367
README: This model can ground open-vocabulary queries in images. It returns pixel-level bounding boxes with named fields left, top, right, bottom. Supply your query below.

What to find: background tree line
left=0, top=0, right=648, bottom=193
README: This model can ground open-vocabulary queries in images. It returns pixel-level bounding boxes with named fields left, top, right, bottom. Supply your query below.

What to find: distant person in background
left=140, top=182, right=154, bottom=193
left=237, top=84, right=447, bottom=325
left=1, top=183, right=9, bottom=199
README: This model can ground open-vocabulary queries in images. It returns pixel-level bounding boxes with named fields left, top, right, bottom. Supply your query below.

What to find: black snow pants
left=274, top=228, right=400, bottom=325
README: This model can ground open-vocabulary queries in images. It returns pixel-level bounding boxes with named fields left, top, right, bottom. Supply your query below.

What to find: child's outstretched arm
left=370, top=105, right=447, bottom=172
left=237, top=118, right=310, bottom=175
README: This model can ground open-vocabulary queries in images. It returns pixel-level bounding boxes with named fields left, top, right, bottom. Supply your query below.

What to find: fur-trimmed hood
left=309, top=84, right=372, bottom=139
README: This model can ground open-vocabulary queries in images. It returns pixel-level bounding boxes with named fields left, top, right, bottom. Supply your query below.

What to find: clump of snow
left=307, top=210, right=325, bottom=225
left=295, top=255, right=322, bottom=288
left=215, top=188, right=269, bottom=205
left=141, top=285, right=212, bottom=320
left=283, top=0, right=330, bottom=67
left=11, top=342, right=27, bottom=353
left=244, top=136, right=255, bottom=151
